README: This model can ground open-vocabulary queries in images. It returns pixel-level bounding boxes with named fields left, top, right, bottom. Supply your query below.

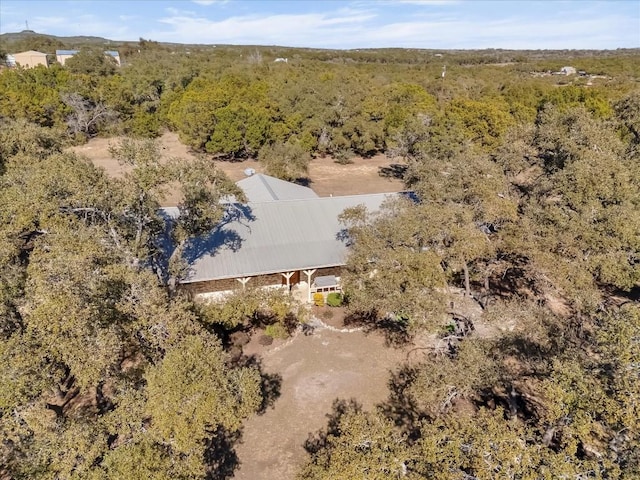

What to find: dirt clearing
left=234, top=325, right=407, bottom=479
left=71, top=132, right=406, bottom=205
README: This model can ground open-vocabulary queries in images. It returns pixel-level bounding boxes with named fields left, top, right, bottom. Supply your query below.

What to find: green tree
left=258, top=141, right=310, bottom=181
left=168, top=76, right=273, bottom=157
left=615, top=90, right=640, bottom=158
left=144, top=334, right=262, bottom=476
left=64, top=48, right=117, bottom=76
left=339, top=197, right=448, bottom=330
left=0, top=125, right=264, bottom=479
left=0, top=65, right=70, bottom=127
left=439, top=97, right=514, bottom=150
left=106, top=138, right=244, bottom=289
left=512, top=106, right=640, bottom=307
left=299, top=402, right=414, bottom=480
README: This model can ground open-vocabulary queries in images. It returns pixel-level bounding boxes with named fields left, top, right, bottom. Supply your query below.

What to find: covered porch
left=289, top=271, right=342, bottom=304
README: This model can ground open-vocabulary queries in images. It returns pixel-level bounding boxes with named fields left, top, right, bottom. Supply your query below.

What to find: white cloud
left=344, top=12, right=639, bottom=49
left=354, top=0, right=458, bottom=7
left=143, top=5, right=636, bottom=49
left=149, top=9, right=377, bottom=47
left=191, top=0, right=226, bottom=5
left=166, top=7, right=196, bottom=17
left=396, top=0, right=459, bottom=4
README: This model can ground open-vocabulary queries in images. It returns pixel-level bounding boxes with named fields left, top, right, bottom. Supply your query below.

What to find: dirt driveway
left=71, top=132, right=406, bottom=205
left=234, top=325, right=407, bottom=479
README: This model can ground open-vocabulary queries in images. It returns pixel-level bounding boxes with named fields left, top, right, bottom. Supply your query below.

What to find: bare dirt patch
left=234, top=327, right=407, bottom=480
left=71, top=132, right=406, bottom=206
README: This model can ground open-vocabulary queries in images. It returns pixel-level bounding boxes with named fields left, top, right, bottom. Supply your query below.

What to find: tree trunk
left=463, top=260, right=470, bottom=297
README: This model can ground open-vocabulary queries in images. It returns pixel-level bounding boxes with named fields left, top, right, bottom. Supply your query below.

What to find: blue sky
left=1, top=1, right=638, bottom=49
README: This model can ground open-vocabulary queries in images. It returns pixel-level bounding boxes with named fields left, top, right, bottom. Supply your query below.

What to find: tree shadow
left=294, top=177, right=312, bottom=187
left=378, top=163, right=408, bottom=179
left=377, top=365, right=424, bottom=439
left=605, top=285, right=640, bottom=307
left=155, top=204, right=256, bottom=282
left=204, top=426, right=243, bottom=480
left=303, top=398, right=363, bottom=456
left=344, top=310, right=413, bottom=348
left=182, top=228, right=244, bottom=264
left=230, top=354, right=282, bottom=415
left=493, top=334, right=550, bottom=366
left=182, top=204, right=256, bottom=264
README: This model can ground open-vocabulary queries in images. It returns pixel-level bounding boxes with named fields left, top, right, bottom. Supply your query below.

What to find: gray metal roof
left=13, top=50, right=47, bottom=56
left=162, top=192, right=402, bottom=283
left=55, top=50, right=119, bottom=56
left=236, top=174, right=318, bottom=202
left=314, top=275, right=338, bottom=288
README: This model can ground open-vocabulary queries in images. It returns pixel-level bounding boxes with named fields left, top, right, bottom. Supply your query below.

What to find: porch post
left=302, top=269, right=316, bottom=303
left=236, top=277, right=251, bottom=290
left=281, top=271, right=295, bottom=291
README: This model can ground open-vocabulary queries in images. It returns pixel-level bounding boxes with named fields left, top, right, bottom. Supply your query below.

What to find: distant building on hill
left=104, top=50, right=121, bottom=66
left=10, top=50, right=48, bottom=68
left=56, top=49, right=121, bottom=66
left=55, top=50, right=77, bottom=65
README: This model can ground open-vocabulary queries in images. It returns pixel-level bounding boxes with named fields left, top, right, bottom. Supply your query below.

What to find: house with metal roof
left=236, top=173, right=319, bottom=202
left=56, top=49, right=121, bottom=66
left=10, top=50, right=48, bottom=68
left=163, top=174, right=403, bottom=301
left=56, top=50, right=78, bottom=65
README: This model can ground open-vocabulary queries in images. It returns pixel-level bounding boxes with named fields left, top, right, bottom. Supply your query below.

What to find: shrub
left=321, top=310, right=334, bottom=320
left=326, top=292, right=343, bottom=307
left=334, top=149, right=354, bottom=164
left=265, top=323, right=288, bottom=339
left=313, top=292, right=325, bottom=306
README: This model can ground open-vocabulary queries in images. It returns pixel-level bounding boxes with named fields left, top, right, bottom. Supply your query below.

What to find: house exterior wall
left=312, top=266, right=343, bottom=281
left=182, top=266, right=344, bottom=297
left=107, top=53, right=121, bottom=66
left=184, top=272, right=284, bottom=295
left=56, top=54, right=75, bottom=65
left=56, top=52, right=121, bottom=66
left=13, top=52, right=48, bottom=68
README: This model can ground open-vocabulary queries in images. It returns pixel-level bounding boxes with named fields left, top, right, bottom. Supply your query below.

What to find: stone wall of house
left=251, top=273, right=283, bottom=287
left=183, top=266, right=344, bottom=296
left=184, top=272, right=291, bottom=295
left=313, top=266, right=343, bottom=280
left=185, top=277, right=239, bottom=295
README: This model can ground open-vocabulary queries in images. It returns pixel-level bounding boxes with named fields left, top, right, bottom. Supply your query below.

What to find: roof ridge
left=257, top=174, right=280, bottom=200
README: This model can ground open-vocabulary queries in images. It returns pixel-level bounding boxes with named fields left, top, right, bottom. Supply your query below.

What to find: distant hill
left=0, top=30, right=125, bottom=55
left=1, top=30, right=115, bottom=45
left=1, top=29, right=638, bottom=62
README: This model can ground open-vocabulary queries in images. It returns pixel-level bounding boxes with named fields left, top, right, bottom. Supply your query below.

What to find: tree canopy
left=0, top=44, right=638, bottom=479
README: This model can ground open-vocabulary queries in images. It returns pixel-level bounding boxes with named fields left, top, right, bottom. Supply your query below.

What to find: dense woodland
left=1, top=34, right=639, bottom=479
